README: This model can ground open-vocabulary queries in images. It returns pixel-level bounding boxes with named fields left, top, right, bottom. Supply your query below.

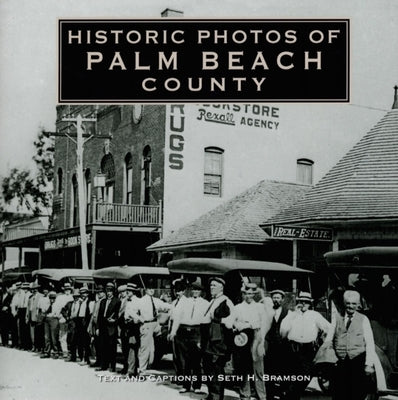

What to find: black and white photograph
left=0, top=1, right=398, bottom=400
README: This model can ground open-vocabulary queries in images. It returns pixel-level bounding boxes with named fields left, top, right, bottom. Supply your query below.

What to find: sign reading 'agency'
left=59, top=19, right=349, bottom=103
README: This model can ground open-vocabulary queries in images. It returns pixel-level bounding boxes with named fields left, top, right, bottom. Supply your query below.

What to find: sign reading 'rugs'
left=272, top=225, right=333, bottom=241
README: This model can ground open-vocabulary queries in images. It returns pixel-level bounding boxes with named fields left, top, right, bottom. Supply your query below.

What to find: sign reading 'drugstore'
left=272, top=225, right=333, bottom=241
left=59, top=19, right=349, bottom=103
left=44, top=233, right=92, bottom=250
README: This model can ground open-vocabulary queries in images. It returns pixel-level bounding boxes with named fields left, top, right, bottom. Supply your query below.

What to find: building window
left=297, top=158, right=314, bottom=185
left=84, top=169, right=91, bottom=221
left=141, top=146, right=152, bottom=205
left=71, top=174, right=78, bottom=227
left=124, top=153, right=133, bottom=204
left=100, top=154, right=115, bottom=203
left=57, top=168, right=63, bottom=194
left=204, top=147, right=224, bottom=196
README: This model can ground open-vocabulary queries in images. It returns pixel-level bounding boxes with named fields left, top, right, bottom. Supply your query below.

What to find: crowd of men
left=0, top=278, right=378, bottom=400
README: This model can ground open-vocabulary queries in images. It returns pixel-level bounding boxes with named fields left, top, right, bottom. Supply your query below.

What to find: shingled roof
left=148, top=180, right=309, bottom=251
left=262, top=108, right=398, bottom=227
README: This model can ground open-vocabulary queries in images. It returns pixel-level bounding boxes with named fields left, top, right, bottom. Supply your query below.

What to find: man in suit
left=330, top=290, right=376, bottom=400
left=76, top=286, right=94, bottom=366
left=264, top=289, right=290, bottom=400
left=96, top=282, right=121, bottom=372
left=1, top=285, right=14, bottom=346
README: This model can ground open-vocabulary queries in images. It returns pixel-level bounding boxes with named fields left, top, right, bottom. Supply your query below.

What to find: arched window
left=124, top=153, right=133, bottom=204
left=204, top=147, right=224, bottom=196
left=296, top=158, right=314, bottom=185
left=100, top=154, right=115, bottom=203
left=71, top=174, right=78, bottom=227
left=141, top=146, right=152, bottom=205
left=57, top=168, right=63, bottom=195
left=84, top=169, right=91, bottom=221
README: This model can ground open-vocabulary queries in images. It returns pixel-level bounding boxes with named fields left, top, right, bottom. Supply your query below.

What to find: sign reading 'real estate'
left=59, top=19, right=349, bottom=102
left=272, top=225, right=333, bottom=241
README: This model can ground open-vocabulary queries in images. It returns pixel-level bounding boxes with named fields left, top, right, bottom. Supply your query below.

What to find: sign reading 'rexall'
left=59, top=19, right=349, bottom=103
left=272, top=225, right=333, bottom=241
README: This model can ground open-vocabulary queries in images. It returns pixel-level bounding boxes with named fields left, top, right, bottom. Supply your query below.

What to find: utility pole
left=62, top=114, right=96, bottom=270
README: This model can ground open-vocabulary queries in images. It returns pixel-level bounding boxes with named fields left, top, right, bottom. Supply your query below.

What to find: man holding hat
left=280, top=291, right=330, bottom=400
left=201, top=277, right=234, bottom=400
left=25, top=282, right=42, bottom=351
left=225, top=283, right=267, bottom=400
left=96, top=282, right=121, bottom=372
left=136, top=279, right=170, bottom=374
left=62, top=288, right=82, bottom=362
left=124, top=282, right=142, bottom=377
left=56, top=282, right=74, bottom=358
left=87, top=285, right=106, bottom=368
left=76, top=286, right=94, bottom=365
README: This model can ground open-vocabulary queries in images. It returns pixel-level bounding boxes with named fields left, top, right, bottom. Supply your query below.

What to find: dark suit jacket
left=97, top=296, right=121, bottom=336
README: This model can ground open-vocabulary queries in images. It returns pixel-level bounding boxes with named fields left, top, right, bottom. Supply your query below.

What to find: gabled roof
left=148, top=180, right=309, bottom=251
left=262, top=109, right=398, bottom=227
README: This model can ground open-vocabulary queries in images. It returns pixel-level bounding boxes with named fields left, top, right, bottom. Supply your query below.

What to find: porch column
left=18, top=247, right=22, bottom=272
left=292, top=240, right=298, bottom=293
left=90, top=229, right=97, bottom=270
left=1, top=246, right=5, bottom=291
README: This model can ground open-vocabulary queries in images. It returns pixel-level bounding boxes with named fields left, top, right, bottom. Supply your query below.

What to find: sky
left=0, top=0, right=397, bottom=180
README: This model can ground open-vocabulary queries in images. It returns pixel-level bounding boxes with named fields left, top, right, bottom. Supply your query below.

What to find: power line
left=349, top=103, right=389, bottom=112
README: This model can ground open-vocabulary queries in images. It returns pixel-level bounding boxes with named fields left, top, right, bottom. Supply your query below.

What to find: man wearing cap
left=76, top=286, right=94, bottom=365
left=328, top=290, right=376, bottom=400
left=96, top=282, right=121, bottom=372
left=136, top=280, right=171, bottom=374
left=62, top=289, right=81, bottom=362
left=201, top=277, right=233, bottom=400
left=124, top=282, right=142, bottom=377
left=41, top=291, right=63, bottom=358
left=169, top=281, right=209, bottom=393
left=25, top=282, right=42, bottom=352
left=36, top=288, right=49, bottom=353
left=280, top=291, right=330, bottom=400
left=117, top=285, right=129, bottom=374
left=224, top=283, right=267, bottom=400
left=263, top=289, right=290, bottom=400
left=87, top=285, right=106, bottom=368
left=56, top=282, right=74, bottom=358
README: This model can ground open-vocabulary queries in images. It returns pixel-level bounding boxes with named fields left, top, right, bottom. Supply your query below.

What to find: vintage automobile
left=32, top=268, right=95, bottom=292
left=0, top=266, right=35, bottom=285
left=92, top=265, right=172, bottom=363
left=323, top=246, right=398, bottom=399
left=167, top=257, right=313, bottom=305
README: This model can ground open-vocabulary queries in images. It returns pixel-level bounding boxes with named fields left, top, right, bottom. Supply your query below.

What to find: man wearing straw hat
left=280, top=291, right=330, bottom=400
left=225, top=283, right=267, bottom=400
left=25, top=282, right=42, bottom=351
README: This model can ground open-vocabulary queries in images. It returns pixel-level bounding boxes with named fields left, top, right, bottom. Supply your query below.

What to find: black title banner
left=59, top=19, right=349, bottom=103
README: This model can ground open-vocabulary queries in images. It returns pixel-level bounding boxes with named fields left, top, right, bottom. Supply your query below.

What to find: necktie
left=346, top=315, right=353, bottom=330
left=150, top=296, right=157, bottom=319
left=191, top=300, right=196, bottom=319
left=104, top=300, right=110, bottom=316
left=47, top=304, right=53, bottom=314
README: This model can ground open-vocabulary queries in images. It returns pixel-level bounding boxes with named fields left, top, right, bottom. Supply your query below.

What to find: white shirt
left=227, top=300, right=268, bottom=337
left=56, top=293, right=73, bottom=310
left=137, top=294, right=170, bottom=321
left=38, top=296, right=50, bottom=312
left=124, top=296, right=141, bottom=323
left=280, top=309, right=330, bottom=343
left=327, top=312, right=376, bottom=367
left=46, top=299, right=64, bottom=318
left=203, top=294, right=234, bottom=324
left=170, top=296, right=209, bottom=335
left=70, top=300, right=81, bottom=318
